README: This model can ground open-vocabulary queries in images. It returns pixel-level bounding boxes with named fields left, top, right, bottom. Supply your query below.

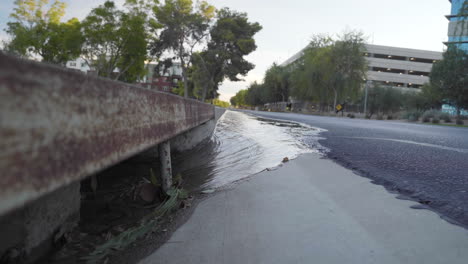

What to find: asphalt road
left=242, top=110, right=468, bottom=228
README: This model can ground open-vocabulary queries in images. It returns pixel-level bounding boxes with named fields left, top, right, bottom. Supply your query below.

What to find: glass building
left=446, top=0, right=468, bottom=51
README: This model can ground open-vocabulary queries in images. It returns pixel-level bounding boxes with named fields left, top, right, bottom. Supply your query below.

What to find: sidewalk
left=139, top=153, right=468, bottom=264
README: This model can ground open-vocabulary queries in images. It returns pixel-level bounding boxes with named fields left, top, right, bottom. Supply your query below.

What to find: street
left=244, top=110, right=468, bottom=227
left=137, top=111, right=468, bottom=264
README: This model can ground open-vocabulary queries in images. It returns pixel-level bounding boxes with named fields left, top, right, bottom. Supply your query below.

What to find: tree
left=191, top=52, right=216, bottom=100
left=263, top=64, right=290, bottom=102
left=5, top=0, right=83, bottom=65
left=197, top=8, right=262, bottom=101
left=291, top=42, right=335, bottom=111
left=152, top=0, right=215, bottom=98
left=430, top=47, right=468, bottom=116
left=245, top=81, right=267, bottom=106
left=81, top=1, right=148, bottom=81
left=230, top=89, right=248, bottom=107
left=329, top=31, right=367, bottom=109
left=288, top=32, right=366, bottom=111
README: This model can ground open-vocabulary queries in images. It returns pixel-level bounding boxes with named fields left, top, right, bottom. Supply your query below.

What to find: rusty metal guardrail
left=0, top=53, right=214, bottom=216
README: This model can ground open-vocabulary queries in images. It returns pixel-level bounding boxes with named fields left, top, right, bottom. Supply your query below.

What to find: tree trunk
left=178, top=42, right=189, bottom=99
left=333, top=89, right=338, bottom=111
left=183, top=68, right=189, bottom=99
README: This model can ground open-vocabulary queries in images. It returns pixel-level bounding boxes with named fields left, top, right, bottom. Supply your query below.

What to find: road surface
left=137, top=111, right=468, bottom=264
left=139, top=153, right=468, bottom=264
left=244, top=111, right=468, bottom=227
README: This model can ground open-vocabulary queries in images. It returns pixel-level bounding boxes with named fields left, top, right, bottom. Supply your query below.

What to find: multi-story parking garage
left=281, top=43, right=442, bottom=92
left=364, top=44, right=442, bottom=91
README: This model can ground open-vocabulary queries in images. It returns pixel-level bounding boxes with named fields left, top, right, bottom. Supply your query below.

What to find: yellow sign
left=336, top=104, right=343, bottom=111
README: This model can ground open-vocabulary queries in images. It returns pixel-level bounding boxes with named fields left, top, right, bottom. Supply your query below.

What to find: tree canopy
left=231, top=32, right=367, bottom=110
left=80, top=1, right=149, bottom=80
left=151, top=0, right=215, bottom=98
left=5, top=0, right=262, bottom=100
left=191, top=8, right=262, bottom=101
left=430, top=47, right=468, bottom=115
left=6, top=0, right=83, bottom=65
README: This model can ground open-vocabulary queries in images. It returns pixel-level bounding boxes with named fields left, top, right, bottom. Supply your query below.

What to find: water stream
left=174, top=110, right=327, bottom=191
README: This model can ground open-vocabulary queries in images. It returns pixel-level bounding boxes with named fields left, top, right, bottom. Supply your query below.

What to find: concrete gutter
left=0, top=53, right=214, bottom=216
left=139, top=153, right=468, bottom=264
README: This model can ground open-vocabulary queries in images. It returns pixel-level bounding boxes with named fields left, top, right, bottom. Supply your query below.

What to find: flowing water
left=174, top=110, right=327, bottom=191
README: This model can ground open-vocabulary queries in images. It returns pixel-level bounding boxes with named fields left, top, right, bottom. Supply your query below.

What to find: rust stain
left=0, top=53, right=214, bottom=216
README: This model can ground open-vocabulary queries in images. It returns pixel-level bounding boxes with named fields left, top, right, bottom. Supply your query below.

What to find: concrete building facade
left=281, top=44, right=442, bottom=92
left=364, top=44, right=442, bottom=91
left=65, top=58, right=91, bottom=73
left=446, top=0, right=468, bottom=51
left=138, top=62, right=183, bottom=93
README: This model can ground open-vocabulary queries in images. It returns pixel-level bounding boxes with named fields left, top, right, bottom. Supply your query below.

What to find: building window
left=69, top=62, right=76, bottom=66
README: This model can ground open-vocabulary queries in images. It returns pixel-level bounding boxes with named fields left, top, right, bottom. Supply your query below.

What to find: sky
left=0, top=0, right=451, bottom=102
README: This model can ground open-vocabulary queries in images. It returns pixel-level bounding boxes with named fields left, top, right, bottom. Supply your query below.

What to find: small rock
left=282, top=157, right=289, bottom=163
left=139, top=183, right=159, bottom=203
left=201, top=189, right=215, bottom=194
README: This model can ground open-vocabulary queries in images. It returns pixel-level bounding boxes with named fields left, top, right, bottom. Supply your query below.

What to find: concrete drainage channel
left=0, top=52, right=225, bottom=263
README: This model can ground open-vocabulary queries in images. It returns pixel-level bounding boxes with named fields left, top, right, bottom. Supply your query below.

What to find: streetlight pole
left=363, top=80, right=371, bottom=116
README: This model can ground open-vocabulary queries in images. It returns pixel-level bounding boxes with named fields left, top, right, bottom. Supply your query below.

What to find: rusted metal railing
left=0, top=53, right=214, bottom=216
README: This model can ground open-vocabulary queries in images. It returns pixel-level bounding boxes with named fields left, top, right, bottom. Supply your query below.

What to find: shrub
left=348, top=114, right=355, bottom=119
left=377, top=114, right=384, bottom=120
left=402, top=110, right=422, bottom=122
left=439, top=112, right=452, bottom=123
left=432, top=117, right=440, bottom=124
left=423, top=110, right=438, bottom=119
left=456, top=119, right=464, bottom=125
left=387, top=115, right=393, bottom=120
left=422, top=110, right=439, bottom=123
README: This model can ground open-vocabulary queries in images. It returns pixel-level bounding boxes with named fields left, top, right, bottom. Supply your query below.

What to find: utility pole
left=363, top=80, right=371, bottom=115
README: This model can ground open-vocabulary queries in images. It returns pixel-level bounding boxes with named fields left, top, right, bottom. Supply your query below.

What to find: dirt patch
left=41, top=151, right=209, bottom=264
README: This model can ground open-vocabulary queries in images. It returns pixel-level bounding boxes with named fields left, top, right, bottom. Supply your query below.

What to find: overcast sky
left=0, top=0, right=451, bottom=101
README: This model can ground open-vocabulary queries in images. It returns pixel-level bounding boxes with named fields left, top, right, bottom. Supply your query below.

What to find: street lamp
left=363, top=80, right=372, bottom=115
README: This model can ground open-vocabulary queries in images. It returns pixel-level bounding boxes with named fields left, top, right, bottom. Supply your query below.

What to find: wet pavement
left=139, top=153, right=468, bottom=264
left=240, top=110, right=468, bottom=227
left=174, top=110, right=325, bottom=191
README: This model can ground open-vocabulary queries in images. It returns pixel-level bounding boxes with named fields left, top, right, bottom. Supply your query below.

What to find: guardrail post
left=159, top=141, right=172, bottom=193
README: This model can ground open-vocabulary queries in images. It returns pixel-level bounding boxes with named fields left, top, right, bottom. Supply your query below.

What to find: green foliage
left=191, top=8, right=262, bottom=101
left=83, top=187, right=187, bottom=264
left=422, top=109, right=439, bottom=119
left=81, top=1, right=148, bottom=81
left=244, top=81, right=267, bottom=106
left=237, top=32, right=367, bottom=111
left=230, top=89, right=248, bottom=107
left=263, top=63, right=290, bottom=102
left=365, top=85, right=403, bottom=117
left=6, top=0, right=83, bottom=64
left=151, top=0, right=215, bottom=98
left=439, top=112, right=452, bottom=123
left=430, top=47, right=468, bottom=116
left=149, top=168, right=159, bottom=187
left=191, top=52, right=215, bottom=100
left=290, top=32, right=367, bottom=110
left=401, top=110, right=423, bottom=122
left=212, top=98, right=230, bottom=108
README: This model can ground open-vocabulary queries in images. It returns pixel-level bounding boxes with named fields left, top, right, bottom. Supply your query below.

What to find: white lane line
left=339, top=136, right=468, bottom=154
